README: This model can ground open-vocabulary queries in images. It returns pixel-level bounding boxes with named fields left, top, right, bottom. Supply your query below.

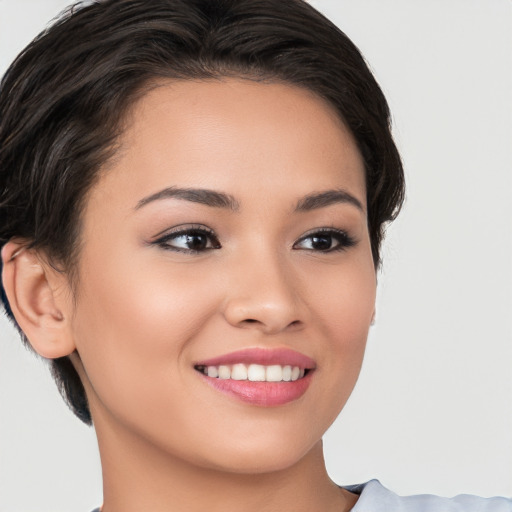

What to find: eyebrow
left=135, top=186, right=364, bottom=213
left=135, top=187, right=240, bottom=211
left=294, top=189, right=364, bottom=213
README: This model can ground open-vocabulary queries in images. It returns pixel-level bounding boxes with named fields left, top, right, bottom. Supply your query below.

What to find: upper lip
left=194, top=348, right=316, bottom=369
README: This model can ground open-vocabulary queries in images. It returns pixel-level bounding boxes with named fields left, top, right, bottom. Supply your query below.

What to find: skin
left=2, top=79, right=376, bottom=512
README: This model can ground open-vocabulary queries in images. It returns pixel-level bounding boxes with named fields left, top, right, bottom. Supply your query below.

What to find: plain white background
left=0, top=1, right=511, bottom=511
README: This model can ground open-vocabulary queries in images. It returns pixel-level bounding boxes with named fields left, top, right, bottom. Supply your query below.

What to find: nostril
left=234, top=319, right=260, bottom=328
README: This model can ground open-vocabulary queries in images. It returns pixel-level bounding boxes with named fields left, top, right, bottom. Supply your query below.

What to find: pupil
left=187, top=233, right=207, bottom=250
left=312, top=235, right=332, bottom=250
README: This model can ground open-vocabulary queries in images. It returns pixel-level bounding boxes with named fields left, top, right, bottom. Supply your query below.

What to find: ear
left=1, top=240, right=76, bottom=359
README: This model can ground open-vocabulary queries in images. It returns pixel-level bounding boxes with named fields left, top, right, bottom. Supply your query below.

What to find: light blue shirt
left=345, top=480, right=512, bottom=511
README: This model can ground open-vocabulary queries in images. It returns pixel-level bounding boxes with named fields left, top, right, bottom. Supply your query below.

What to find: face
left=68, top=79, right=376, bottom=473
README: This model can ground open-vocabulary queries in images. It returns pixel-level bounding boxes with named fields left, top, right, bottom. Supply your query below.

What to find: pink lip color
left=195, top=348, right=316, bottom=406
left=200, top=372, right=313, bottom=406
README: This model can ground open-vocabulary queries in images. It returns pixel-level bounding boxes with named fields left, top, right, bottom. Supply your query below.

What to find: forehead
left=87, top=78, right=366, bottom=213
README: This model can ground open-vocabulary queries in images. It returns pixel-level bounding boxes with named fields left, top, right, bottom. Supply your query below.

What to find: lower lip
left=199, top=371, right=313, bottom=406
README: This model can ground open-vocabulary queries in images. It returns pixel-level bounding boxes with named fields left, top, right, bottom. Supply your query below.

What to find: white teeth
left=248, top=364, right=266, bottom=382
left=266, top=365, right=283, bottom=382
left=218, top=365, right=231, bottom=379
left=231, top=363, right=248, bottom=380
left=200, top=364, right=307, bottom=382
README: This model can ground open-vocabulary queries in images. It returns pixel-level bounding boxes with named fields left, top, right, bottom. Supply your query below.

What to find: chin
left=189, top=432, right=322, bottom=475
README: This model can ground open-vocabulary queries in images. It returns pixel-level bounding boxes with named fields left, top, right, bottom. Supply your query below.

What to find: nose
left=222, top=250, right=305, bottom=335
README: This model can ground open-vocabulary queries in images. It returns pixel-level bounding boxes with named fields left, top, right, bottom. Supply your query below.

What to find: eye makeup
left=152, top=224, right=221, bottom=254
left=150, top=223, right=357, bottom=255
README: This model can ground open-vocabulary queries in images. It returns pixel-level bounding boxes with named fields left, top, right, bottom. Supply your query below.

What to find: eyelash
left=153, top=226, right=356, bottom=254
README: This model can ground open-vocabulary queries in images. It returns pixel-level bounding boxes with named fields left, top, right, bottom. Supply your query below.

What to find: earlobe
left=1, top=241, right=76, bottom=359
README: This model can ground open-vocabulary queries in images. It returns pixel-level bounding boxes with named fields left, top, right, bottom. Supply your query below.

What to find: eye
left=153, top=225, right=221, bottom=253
left=293, top=228, right=356, bottom=252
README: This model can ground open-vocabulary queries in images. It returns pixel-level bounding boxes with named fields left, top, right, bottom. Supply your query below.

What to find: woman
left=0, top=1, right=510, bottom=511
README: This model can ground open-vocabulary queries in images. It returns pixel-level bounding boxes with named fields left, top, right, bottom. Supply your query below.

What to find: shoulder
left=343, top=480, right=512, bottom=512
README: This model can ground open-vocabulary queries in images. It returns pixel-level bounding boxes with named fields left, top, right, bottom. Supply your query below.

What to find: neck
left=94, top=413, right=357, bottom=512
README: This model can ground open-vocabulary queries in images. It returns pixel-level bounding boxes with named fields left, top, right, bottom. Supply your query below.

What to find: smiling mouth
left=194, top=363, right=310, bottom=382
left=193, top=348, right=315, bottom=405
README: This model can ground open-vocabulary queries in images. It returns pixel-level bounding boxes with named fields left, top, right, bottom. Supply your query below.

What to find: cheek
left=70, top=251, right=222, bottom=406
left=309, top=253, right=376, bottom=343
left=308, top=256, right=376, bottom=400
left=75, top=247, right=219, bottom=342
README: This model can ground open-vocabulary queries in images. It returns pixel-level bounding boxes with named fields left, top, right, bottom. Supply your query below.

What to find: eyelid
left=150, top=223, right=212, bottom=240
left=149, top=223, right=215, bottom=240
